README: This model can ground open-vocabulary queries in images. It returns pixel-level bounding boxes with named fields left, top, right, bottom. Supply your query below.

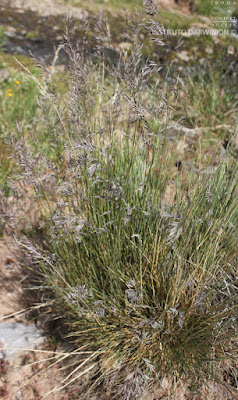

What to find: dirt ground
left=0, top=238, right=72, bottom=399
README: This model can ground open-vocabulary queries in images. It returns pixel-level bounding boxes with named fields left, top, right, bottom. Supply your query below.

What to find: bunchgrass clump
left=7, top=7, right=238, bottom=399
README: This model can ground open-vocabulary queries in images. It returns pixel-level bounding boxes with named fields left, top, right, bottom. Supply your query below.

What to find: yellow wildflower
left=15, top=80, right=20, bottom=85
left=8, top=93, right=13, bottom=97
left=8, top=89, right=12, bottom=92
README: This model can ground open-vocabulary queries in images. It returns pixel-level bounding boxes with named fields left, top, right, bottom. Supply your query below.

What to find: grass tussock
left=3, top=7, right=238, bottom=400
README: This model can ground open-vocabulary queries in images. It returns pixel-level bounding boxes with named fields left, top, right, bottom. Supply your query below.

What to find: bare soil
left=0, top=238, right=70, bottom=399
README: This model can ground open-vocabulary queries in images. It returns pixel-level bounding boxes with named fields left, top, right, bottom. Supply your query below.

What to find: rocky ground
left=2, top=0, right=87, bottom=18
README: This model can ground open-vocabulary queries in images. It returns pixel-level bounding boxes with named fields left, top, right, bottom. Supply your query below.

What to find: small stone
left=161, top=377, right=169, bottom=389
left=177, top=50, right=190, bottom=62
left=176, top=140, right=187, bottom=156
left=227, top=45, right=235, bottom=55
left=0, top=68, right=10, bottom=82
left=9, top=45, right=26, bottom=55
left=4, top=26, right=17, bottom=39
left=205, top=47, right=213, bottom=54
left=15, top=8, right=25, bottom=14
left=167, top=123, right=199, bottom=145
left=0, top=322, right=44, bottom=361
left=118, top=42, right=132, bottom=51
left=199, top=58, right=206, bottom=64
left=230, top=133, right=238, bottom=157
